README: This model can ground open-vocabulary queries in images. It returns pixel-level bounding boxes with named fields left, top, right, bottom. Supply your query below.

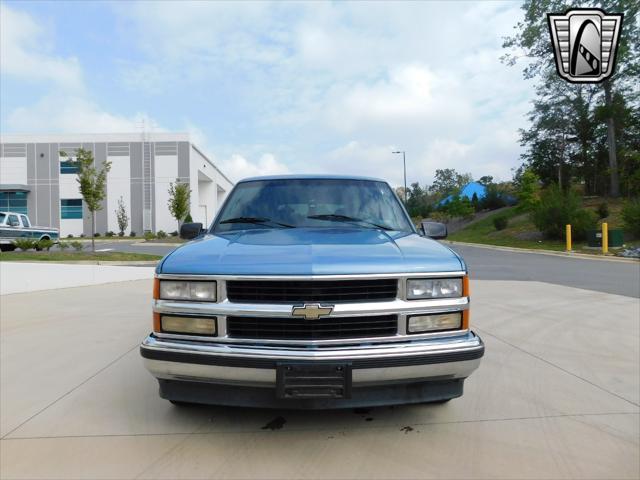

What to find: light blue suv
left=141, top=175, right=484, bottom=408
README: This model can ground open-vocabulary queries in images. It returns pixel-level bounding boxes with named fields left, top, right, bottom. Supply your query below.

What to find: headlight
left=159, top=280, right=217, bottom=301
left=407, top=278, right=463, bottom=299
left=407, top=312, right=462, bottom=333
left=161, top=315, right=217, bottom=336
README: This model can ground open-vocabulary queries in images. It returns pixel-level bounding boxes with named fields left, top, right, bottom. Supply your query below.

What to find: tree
left=168, top=180, right=191, bottom=228
left=503, top=0, right=640, bottom=197
left=60, top=148, right=111, bottom=252
left=115, top=196, right=129, bottom=236
left=514, top=168, right=541, bottom=212
left=478, top=176, right=494, bottom=186
left=429, top=169, right=472, bottom=198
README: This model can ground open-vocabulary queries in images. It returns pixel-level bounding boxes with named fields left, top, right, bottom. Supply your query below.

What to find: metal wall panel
left=129, top=142, right=143, bottom=235
left=49, top=143, right=60, bottom=229
left=26, top=144, right=36, bottom=220
left=81, top=144, right=94, bottom=236
left=177, top=141, right=190, bottom=183
left=35, top=144, right=51, bottom=227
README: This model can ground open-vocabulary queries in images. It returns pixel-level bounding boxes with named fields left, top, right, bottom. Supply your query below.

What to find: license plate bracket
left=276, top=363, right=352, bottom=399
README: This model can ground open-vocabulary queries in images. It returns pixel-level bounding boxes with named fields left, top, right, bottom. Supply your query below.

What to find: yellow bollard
left=565, top=224, right=572, bottom=251
left=602, top=222, right=608, bottom=254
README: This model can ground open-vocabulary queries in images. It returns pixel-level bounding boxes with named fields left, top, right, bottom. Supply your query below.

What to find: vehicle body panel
left=158, top=228, right=464, bottom=275
left=0, top=211, right=59, bottom=245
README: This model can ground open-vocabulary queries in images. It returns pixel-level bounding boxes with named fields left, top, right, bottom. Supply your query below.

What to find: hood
left=158, top=227, right=464, bottom=275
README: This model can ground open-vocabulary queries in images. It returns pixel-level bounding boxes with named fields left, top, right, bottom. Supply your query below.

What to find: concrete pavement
left=0, top=262, right=155, bottom=294
left=1, top=279, right=638, bottom=479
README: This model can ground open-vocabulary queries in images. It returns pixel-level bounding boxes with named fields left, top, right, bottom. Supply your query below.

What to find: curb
left=447, top=241, right=640, bottom=263
left=130, top=242, right=184, bottom=247
left=0, top=260, right=158, bottom=266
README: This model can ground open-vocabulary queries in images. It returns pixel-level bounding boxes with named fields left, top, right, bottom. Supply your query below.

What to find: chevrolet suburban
left=140, top=175, right=484, bottom=408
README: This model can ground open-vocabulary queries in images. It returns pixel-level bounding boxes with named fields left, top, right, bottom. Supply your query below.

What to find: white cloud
left=0, top=3, right=84, bottom=90
left=3, top=1, right=535, bottom=188
left=220, top=153, right=289, bottom=182
left=6, top=94, right=161, bottom=134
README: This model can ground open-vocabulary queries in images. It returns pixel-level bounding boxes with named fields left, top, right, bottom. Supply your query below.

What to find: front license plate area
left=277, top=363, right=352, bottom=399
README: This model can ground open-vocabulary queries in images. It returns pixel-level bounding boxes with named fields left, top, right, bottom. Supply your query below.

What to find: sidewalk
left=0, top=262, right=155, bottom=295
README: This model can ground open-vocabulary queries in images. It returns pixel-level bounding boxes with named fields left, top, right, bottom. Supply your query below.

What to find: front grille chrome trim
left=153, top=272, right=469, bottom=346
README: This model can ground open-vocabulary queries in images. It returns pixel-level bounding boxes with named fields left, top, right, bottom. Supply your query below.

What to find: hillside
left=447, top=198, right=635, bottom=253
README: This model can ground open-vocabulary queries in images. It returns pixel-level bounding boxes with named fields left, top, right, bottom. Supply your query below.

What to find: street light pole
left=392, top=151, right=407, bottom=203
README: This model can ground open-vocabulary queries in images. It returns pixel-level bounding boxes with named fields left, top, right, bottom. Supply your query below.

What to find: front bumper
left=140, top=332, right=484, bottom=408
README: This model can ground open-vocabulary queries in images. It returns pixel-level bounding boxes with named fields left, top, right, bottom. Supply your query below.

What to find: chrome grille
left=227, top=315, right=398, bottom=340
left=226, top=279, right=398, bottom=304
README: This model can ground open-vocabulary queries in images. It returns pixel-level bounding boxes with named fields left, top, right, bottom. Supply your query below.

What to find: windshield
left=213, top=179, right=413, bottom=233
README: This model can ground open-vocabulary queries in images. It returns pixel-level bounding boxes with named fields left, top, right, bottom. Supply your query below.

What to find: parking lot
left=1, top=270, right=638, bottom=479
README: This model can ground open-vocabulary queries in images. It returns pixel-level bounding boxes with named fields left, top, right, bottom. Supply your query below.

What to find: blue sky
left=1, top=1, right=534, bottom=186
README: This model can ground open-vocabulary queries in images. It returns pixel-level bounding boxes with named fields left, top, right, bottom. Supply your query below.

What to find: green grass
left=0, top=251, right=162, bottom=262
left=448, top=207, right=569, bottom=251
left=448, top=199, right=634, bottom=254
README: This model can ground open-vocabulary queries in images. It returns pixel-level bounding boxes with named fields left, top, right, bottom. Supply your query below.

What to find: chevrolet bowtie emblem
left=291, top=304, right=334, bottom=320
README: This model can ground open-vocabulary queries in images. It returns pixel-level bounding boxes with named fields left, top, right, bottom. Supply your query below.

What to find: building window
left=60, top=160, right=79, bottom=174
left=61, top=199, right=83, bottom=219
left=0, top=191, right=28, bottom=215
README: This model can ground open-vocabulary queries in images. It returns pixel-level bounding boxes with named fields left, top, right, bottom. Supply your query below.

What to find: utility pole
left=392, top=151, right=407, bottom=203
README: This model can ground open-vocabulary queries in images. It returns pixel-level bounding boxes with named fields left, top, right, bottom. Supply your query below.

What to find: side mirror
left=421, top=221, right=447, bottom=240
left=180, top=222, right=204, bottom=240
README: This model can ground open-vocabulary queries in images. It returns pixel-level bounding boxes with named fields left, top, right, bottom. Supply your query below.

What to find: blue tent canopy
left=438, top=182, right=487, bottom=206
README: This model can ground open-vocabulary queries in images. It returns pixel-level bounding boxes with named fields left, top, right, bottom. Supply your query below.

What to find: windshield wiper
left=219, top=216, right=294, bottom=228
left=307, top=214, right=394, bottom=231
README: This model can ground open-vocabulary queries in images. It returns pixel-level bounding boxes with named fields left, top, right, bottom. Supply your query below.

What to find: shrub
left=596, top=202, right=609, bottom=219
left=80, top=233, right=85, bottom=238
left=118, top=231, right=124, bottom=237
left=480, top=184, right=507, bottom=211
left=37, top=239, right=54, bottom=251
left=67, top=234, right=74, bottom=239
left=532, top=186, right=596, bottom=241
left=170, top=230, right=178, bottom=237
left=105, top=231, right=115, bottom=237
left=621, top=199, right=640, bottom=238
left=156, top=230, right=167, bottom=239
left=130, top=231, right=137, bottom=237
left=14, top=239, right=36, bottom=251
left=94, top=232, right=101, bottom=237
left=58, top=242, right=70, bottom=251
left=429, top=211, right=450, bottom=224
left=70, top=241, right=83, bottom=252
left=144, top=231, right=156, bottom=241
left=493, top=216, right=509, bottom=231
left=442, top=195, right=475, bottom=220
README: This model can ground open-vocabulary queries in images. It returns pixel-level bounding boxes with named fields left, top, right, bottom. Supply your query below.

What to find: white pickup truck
left=0, top=211, right=59, bottom=251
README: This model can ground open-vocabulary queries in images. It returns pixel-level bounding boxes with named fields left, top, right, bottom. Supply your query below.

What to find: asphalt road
left=449, top=243, right=640, bottom=298
left=2, top=279, right=638, bottom=478
left=96, top=240, right=640, bottom=298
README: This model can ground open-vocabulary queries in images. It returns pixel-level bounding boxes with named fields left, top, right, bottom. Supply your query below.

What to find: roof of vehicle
left=0, top=211, right=26, bottom=216
left=238, top=174, right=388, bottom=183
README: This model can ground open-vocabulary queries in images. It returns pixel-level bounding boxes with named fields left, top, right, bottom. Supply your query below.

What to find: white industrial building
left=0, top=133, right=233, bottom=236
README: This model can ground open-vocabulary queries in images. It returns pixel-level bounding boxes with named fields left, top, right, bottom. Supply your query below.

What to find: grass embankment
left=0, top=251, right=162, bottom=262
left=448, top=198, right=632, bottom=253
left=448, top=208, right=567, bottom=251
